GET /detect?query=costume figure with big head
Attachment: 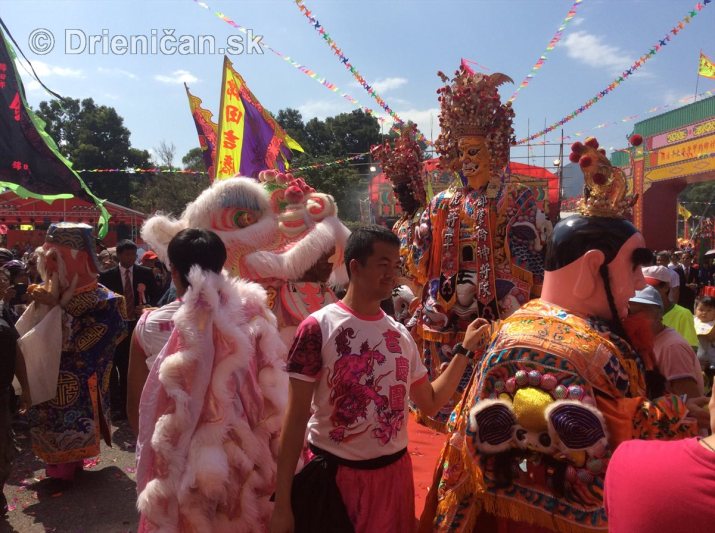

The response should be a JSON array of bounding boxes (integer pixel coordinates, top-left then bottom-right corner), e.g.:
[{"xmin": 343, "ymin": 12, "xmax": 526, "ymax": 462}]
[
  {"xmin": 421, "ymin": 137, "xmax": 700, "ymax": 533},
  {"xmin": 407, "ymin": 66, "xmax": 547, "ymax": 429},
  {"xmin": 371, "ymin": 124, "xmax": 426, "ymax": 324},
  {"xmin": 141, "ymin": 171, "xmax": 350, "ymax": 346},
  {"xmin": 15, "ymin": 223, "xmax": 126, "ymax": 481}
]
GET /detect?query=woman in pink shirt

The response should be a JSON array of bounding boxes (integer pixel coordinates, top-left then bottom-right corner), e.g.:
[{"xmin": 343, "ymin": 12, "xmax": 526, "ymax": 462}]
[{"xmin": 604, "ymin": 384, "xmax": 715, "ymax": 532}]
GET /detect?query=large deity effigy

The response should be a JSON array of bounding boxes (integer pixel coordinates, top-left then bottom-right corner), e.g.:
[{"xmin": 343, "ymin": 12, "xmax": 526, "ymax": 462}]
[
  {"xmin": 420, "ymin": 137, "xmax": 700, "ymax": 533},
  {"xmin": 371, "ymin": 124, "xmax": 426, "ymax": 323},
  {"xmin": 407, "ymin": 67, "xmax": 547, "ymax": 429},
  {"xmin": 141, "ymin": 171, "xmax": 350, "ymax": 345}
]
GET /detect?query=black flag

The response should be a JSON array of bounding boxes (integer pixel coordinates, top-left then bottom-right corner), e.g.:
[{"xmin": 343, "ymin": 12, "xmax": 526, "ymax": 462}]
[{"xmin": 0, "ymin": 21, "xmax": 109, "ymax": 236}]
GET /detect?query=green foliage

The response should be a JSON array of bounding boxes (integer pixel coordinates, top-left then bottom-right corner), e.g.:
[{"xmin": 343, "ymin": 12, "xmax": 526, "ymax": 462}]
[
  {"xmin": 131, "ymin": 146, "xmax": 210, "ymax": 216},
  {"xmin": 36, "ymin": 97, "xmax": 151, "ymax": 206},
  {"xmin": 32, "ymin": 99, "xmax": 388, "ymax": 222},
  {"xmin": 129, "ymin": 170, "xmax": 210, "ymax": 217},
  {"xmin": 680, "ymin": 181, "xmax": 715, "ymax": 219},
  {"xmin": 181, "ymin": 147, "xmax": 205, "ymax": 171},
  {"xmin": 277, "ymin": 108, "xmax": 384, "ymax": 221}
]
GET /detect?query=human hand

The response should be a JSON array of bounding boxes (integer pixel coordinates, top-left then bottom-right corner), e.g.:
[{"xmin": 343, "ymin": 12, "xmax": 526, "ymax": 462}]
[
  {"xmin": 18, "ymin": 390, "xmax": 31, "ymax": 414},
  {"xmin": 269, "ymin": 506, "xmax": 294, "ymax": 533},
  {"xmin": 462, "ymin": 318, "xmax": 492, "ymax": 353},
  {"xmin": 29, "ymin": 286, "xmax": 58, "ymax": 307},
  {"xmin": 685, "ymin": 396, "xmax": 710, "ymax": 430}
]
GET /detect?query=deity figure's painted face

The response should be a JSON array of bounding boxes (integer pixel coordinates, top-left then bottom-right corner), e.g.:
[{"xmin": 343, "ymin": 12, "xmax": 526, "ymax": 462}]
[{"xmin": 457, "ymin": 135, "xmax": 491, "ymax": 190}]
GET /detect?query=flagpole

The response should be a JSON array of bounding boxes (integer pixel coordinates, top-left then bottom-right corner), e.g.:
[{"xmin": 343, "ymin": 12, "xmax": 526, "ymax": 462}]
[{"xmin": 694, "ymin": 50, "xmax": 701, "ymax": 103}]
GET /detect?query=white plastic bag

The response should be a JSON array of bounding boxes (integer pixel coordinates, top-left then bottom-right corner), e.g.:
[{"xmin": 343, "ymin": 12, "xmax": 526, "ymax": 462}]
[{"xmin": 15, "ymin": 303, "xmax": 63, "ymax": 406}]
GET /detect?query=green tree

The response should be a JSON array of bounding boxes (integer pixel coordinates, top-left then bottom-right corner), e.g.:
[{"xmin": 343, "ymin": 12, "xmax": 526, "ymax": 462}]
[
  {"xmin": 182, "ymin": 147, "xmax": 205, "ymax": 170},
  {"xmin": 36, "ymin": 97, "xmax": 151, "ymax": 206},
  {"xmin": 276, "ymin": 108, "xmax": 309, "ymax": 149},
  {"xmin": 680, "ymin": 181, "xmax": 715, "ymax": 219},
  {"xmin": 275, "ymin": 109, "xmax": 383, "ymax": 220},
  {"xmin": 131, "ymin": 145, "xmax": 210, "ymax": 216}
]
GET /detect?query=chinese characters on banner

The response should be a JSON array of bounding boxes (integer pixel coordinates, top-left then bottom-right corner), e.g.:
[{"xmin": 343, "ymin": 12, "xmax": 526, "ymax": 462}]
[{"xmin": 215, "ymin": 56, "xmax": 303, "ymax": 181}]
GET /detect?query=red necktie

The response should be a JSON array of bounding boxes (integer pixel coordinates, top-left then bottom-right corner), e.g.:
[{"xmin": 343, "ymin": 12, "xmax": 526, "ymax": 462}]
[{"xmin": 124, "ymin": 268, "xmax": 135, "ymax": 318}]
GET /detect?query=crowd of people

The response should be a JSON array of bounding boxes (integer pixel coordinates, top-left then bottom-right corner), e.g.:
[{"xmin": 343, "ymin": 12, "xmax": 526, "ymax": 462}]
[
  {"xmin": 0, "ymin": 64, "xmax": 713, "ymax": 533},
  {"xmin": 1, "ymin": 220, "xmax": 714, "ymax": 532}
]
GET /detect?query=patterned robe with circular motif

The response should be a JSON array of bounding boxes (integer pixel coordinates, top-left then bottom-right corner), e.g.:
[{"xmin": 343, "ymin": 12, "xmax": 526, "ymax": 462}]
[{"xmin": 29, "ymin": 284, "xmax": 127, "ymax": 464}]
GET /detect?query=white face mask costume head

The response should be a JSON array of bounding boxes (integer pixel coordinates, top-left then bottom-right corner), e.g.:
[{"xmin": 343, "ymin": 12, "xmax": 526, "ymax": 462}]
[{"xmin": 142, "ymin": 171, "xmax": 351, "ymax": 287}]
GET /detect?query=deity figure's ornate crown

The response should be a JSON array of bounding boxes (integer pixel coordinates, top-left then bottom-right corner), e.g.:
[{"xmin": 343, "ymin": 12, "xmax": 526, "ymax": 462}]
[
  {"xmin": 370, "ymin": 124, "xmax": 426, "ymax": 210},
  {"xmin": 569, "ymin": 137, "xmax": 638, "ymax": 219},
  {"xmin": 435, "ymin": 67, "xmax": 515, "ymax": 171}
]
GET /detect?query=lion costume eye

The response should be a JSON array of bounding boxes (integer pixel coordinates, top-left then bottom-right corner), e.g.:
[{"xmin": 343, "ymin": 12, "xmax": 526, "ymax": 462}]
[
  {"xmin": 467, "ymin": 399, "xmax": 517, "ymax": 454},
  {"xmin": 211, "ymin": 208, "xmax": 259, "ymax": 230}
]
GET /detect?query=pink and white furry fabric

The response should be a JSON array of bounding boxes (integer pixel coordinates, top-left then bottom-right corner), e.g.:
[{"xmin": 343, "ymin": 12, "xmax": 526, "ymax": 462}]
[{"xmin": 135, "ymin": 266, "xmax": 287, "ymax": 532}]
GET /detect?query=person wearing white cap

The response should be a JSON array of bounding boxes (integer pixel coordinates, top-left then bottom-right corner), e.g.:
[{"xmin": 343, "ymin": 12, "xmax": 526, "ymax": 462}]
[
  {"xmin": 642, "ymin": 265, "xmax": 698, "ymax": 350},
  {"xmin": 629, "ymin": 285, "xmax": 704, "ymax": 399}
]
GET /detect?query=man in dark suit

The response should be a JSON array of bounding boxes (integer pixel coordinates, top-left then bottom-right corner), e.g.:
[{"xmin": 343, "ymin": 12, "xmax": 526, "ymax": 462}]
[
  {"xmin": 678, "ymin": 250, "xmax": 699, "ymax": 312},
  {"xmin": 99, "ymin": 240, "xmax": 158, "ymax": 420}
]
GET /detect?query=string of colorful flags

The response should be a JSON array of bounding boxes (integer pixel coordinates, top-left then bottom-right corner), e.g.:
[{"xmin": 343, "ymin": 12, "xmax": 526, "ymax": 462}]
[
  {"xmin": 293, "ymin": 153, "xmax": 367, "ymax": 170},
  {"xmin": 74, "ymin": 153, "xmax": 369, "ymax": 175},
  {"xmin": 565, "ymin": 90, "xmax": 714, "ymax": 139},
  {"xmin": 293, "ymin": 0, "xmax": 434, "ymax": 145},
  {"xmin": 77, "ymin": 168, "xmax": 209, "ymax": 175},
  {"xmin": 515, "ymin": 0, "xmax": 711, "ymax": 144},
  {"xmin": 513, "ymin": 89, "xmax": 715, "ymax": 146},
  {"xmin": 191, "ymin": 0, "xmax": 384, "ymax": 122},
  {"xmin": 508, "ymin": 0, "xmax": 584, "ymax": 104},
  {"xmin": 293, "ymin": 2, "xmax": 399, "ymax": 124},
  {"xmin": 194, "ymin": 0, "xmax": 437, "ymax": 145}
]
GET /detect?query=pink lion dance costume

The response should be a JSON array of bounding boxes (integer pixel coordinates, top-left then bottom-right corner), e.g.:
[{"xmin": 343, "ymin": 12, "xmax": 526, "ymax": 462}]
[{"xmin": 142, "ymin": 171, "xmax": 350, "ymax": 346}]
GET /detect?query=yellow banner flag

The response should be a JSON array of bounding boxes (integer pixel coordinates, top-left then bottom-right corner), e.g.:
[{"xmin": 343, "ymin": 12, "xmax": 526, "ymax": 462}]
[
  {"xmin": 215, "ymin": 57, "xmax": 303, "ymax": 180},
  {"xmin": 678, "ymin": 203, "xmax": 692, "ymax": 220},
  {"xmin": 698, "ymin": 52, "xmax": 715, "ymax": 79}
]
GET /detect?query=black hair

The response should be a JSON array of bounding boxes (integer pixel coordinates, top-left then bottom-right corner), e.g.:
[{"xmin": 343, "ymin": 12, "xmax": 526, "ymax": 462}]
[
  {"xmin": 167, "ymin": 229, "xmax": 227, "ymax": 288},
  {"xmin": 697, "ymin": 296, "xmax": 715, "ymax": 309},
  {"xmin": 545, "ymin": 215, "xmax": 641, "ymax": 271},
  {"xmin": 116, "ymin": 240, "xmax": 138, "ymax": 254},
  {"xmin": 344, "ymin": 225, "xmax": 400, "ymax": 279},
  {"xmin": 546, "ymin": 216, "xmax": 665, "ymax": 397}
]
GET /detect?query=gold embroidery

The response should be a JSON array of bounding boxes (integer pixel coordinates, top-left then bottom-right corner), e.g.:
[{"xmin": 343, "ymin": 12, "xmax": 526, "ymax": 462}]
[
  {"xmin": 50, "ymin": 371, "xmax": 81, "ymax": 408},
  {"xmin": 65, "ymin": 289, "xmax": 99, "ymax": 317},
  {"xmin": 101, "ymin": 366, "xmax": 112, "ymax": 394},
  {"xmin": 76, "ymin": 323, "xmax": 108, "ymax": 352}
]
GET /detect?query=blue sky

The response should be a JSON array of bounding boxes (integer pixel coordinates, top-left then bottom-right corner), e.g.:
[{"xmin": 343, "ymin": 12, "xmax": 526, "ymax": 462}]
[{"xmin": 1, "ymin": 0, "xmax": 714, "ymax": 170}]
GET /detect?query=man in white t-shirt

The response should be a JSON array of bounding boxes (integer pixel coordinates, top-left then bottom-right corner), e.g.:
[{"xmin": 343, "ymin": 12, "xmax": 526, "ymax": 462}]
[{"xmin": 271, "ymin": 225, "xmax": 491, "ymax": 533}]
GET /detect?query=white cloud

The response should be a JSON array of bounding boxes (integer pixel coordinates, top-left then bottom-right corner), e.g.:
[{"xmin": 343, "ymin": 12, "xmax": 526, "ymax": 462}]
[
  {"xmin": 25, "ymin": 79, "xmax": 42, "ymax": 92},
  {"xmin": 562, "ymin": 31, "xmax": 633, "ymax": 75},
  {"xmin": 14, "ymin": 57, "xmax": 84, "ymax": 79},
  {"xmin": 98, "ymin": 67, "xmax": 138, "ymax": 80},
  {"xmin": 297, "ymin": 99, "xmax": 353, "ymax": 120},
  {"xmin": 571, "ymin": 17, "xmax": 585, "ymax": 27},
  {"xmin": 661, "ymin": 90, "xmax": 695, "ymax": 107},
  {"xmin": 371, "ymin": 77, "xmax": 408, "ymax": 93},
  {"xmin": 154, "ymin": 69, "xmax": 198, "ymax": 84}
]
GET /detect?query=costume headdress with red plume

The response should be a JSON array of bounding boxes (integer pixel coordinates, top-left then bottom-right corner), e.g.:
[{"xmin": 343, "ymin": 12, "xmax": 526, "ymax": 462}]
[
  {"xmin": 370, "ymin": 124, "xmax": 426, "ymax": 214},
  {"xmin": 435, "ymin": 66, "xmax": 515, "ymax": 176},
  {"xmin": 569, "ymin": 136, "xmax": 639, "ymax": 219}
]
